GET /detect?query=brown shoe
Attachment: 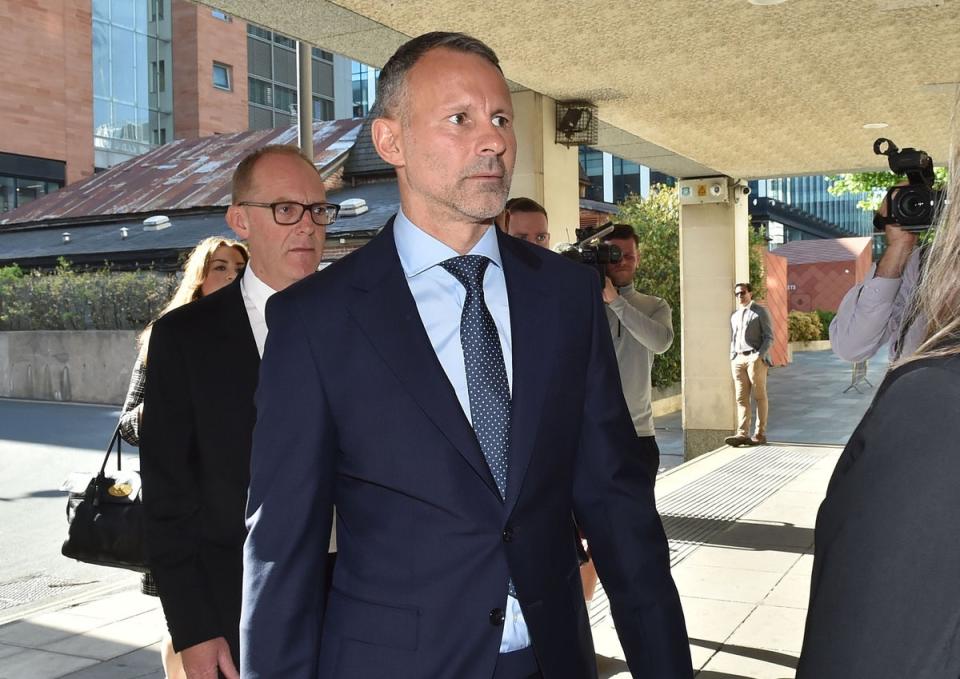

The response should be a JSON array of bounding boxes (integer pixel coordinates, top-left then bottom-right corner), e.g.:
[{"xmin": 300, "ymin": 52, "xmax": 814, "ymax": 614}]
[
  {"xmin": 724, "ymin": 435, "xmax": 751, "ymax": 447},
  {"xmin": 750, "ymin": 434, "xmax": 767, "ymax": 446}
]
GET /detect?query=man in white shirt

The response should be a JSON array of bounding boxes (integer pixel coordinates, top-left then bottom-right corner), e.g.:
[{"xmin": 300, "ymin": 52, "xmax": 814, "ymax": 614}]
[
  {"xmin": 726, "ymin": 282, "xmax": 774, "ymax": 447},
  {"xmin": 141, "ymin": 145, "xmax": 331, "ymax": 679}
]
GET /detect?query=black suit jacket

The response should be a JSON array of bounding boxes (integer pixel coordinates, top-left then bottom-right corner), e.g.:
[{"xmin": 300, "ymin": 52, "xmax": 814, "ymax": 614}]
[
  {"xmin": 241, "ymin": 222, "xmax": 691, "ymax": 678},
  {"xmin": 797, "ymin": 354, "xmax": 960, "ymax": 678},
  {"xmin": 141, "ymin": 277, "xmax": 260, "ymax": 662}
]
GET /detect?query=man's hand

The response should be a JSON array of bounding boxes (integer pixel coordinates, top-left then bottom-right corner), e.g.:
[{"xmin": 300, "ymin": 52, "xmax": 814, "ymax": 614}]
[
  {"xmin": 181, "ymin": 637, "xmax": 239, "ymax": 679},
  {"xmin": 876, "ymin": 224, "xmax": 917, "ymax": 278},
  {"xmin": 602, "ymin": 276, "xmax": 619, "ymax": 304}
]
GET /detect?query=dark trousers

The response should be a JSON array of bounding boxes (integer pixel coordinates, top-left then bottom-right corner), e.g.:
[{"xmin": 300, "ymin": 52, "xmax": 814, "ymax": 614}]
[
  {"xmin": 493, "ymin": 646, "xmax": 541, "ymax": 679},
  {"xmin": 638, "ymin": 435, "xmax": 661, "ymax": 487}
]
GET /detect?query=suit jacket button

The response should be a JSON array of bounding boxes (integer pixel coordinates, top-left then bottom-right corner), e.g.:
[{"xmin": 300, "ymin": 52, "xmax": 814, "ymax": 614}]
[
  {"xmin": 489, "ymin": 608, "xmax": 505, "ymax": 626},
  {"xmin": 502, "ymin": 528, "xmax": 513, "ymax": 543}
]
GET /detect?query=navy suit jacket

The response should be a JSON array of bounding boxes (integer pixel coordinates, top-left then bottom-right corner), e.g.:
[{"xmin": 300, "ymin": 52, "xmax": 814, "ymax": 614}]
[{"xmin": 240, "ymin": 221, "xmax": 691, "ymax": 678}]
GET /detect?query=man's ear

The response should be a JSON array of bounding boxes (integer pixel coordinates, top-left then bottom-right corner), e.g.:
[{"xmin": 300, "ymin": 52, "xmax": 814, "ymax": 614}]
[
  {"xmin": 226, "ymin": 205, "xmax": 249, "ymax": 241},
  {"xmin": 371, "ymin": 117, "xmax": 404, "ymax": 168}
]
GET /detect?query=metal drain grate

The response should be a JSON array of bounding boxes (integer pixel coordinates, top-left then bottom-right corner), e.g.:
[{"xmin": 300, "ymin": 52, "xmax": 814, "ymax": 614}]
[
  {"xmin": 0, "ymin": 575, "xmax": 96, "ymax": 611},
  {"xmin": 659, "ymin": 446, "xmax": 824, "ymax": 566},
  {"xmin": 587, "ymin": 445, "xmax": 826, "ymax": 628}
]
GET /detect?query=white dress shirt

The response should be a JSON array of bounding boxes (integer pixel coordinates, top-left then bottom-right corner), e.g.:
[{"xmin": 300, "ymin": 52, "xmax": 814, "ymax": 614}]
[
  {"xmin": 393, "ymin": 208, "xmax": 530, "ymax": 653},
  {"xmin": 240, "ymin": 265, "xmax": 276, "ymax": 358}
]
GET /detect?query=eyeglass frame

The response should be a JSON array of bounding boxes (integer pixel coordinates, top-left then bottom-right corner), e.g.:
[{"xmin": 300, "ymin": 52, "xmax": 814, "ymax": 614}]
[
  {"xmin": 235, "ymin": 201, "xmax": 340, "ymax": 226},
  {"xmin": 734, "ymin": 289, "xmax": 749, "ymax": 297}
]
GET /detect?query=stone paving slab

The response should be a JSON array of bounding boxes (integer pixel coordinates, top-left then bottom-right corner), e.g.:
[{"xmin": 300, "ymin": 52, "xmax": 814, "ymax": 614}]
[{"xmin": 0, "ymin": 442, "xmax": 839, "ymax": 679}]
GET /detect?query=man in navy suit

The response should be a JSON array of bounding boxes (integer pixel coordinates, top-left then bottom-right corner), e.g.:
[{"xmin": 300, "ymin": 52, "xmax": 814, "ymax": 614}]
[{"xmin": 240, "ymin": 32, "xmax": 691, "ymax": 679}]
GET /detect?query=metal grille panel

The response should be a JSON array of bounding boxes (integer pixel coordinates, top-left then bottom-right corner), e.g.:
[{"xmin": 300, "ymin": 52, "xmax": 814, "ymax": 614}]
[{"xmin": 587, "ymin": 446, "xmax": 826, "ymax": 627}]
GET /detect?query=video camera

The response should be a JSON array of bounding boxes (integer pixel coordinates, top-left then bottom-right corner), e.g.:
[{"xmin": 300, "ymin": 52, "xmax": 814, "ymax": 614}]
[
  {"xmin": 873, "ymin": 137, "xmax": 942, "ymax": 233},
  {"xmin": 557, "ymin": 223, "xmax": 623, "ymax": 279}
]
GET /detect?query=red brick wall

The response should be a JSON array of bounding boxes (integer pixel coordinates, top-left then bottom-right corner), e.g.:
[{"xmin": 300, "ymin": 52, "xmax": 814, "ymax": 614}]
[
  {"xmin": 763, "ymin": 250, "xmax": 789, "ymax": 366},
  {"xmin": 0, "ymin": 0, "xmax": 94, "ymax": 183},
  {"xmin": 172, "ymin": 0, "xmax": 248, "ymax": 140},
  {"xmin": 788, "ymin": 260, "xmax": 860, "ymax": 313}
]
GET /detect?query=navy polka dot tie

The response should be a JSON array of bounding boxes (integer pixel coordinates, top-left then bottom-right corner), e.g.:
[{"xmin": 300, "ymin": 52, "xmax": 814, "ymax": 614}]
[
  {"xmin": 441, "ymin": 255, "xmax": 515, "ymax": 597},
  {"xmin": 440, "ymin": 255, "xmax": 512, "ymax": 500}
]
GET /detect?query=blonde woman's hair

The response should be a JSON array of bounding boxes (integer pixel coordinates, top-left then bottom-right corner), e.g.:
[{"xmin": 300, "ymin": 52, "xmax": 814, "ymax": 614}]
[
  {"xmin": 902, "ymin": 101, "xmax": 960, "ymax": 364},
  {"xmin": 138, "ymin": 236, "xmax": 249, "ymax": 363}
]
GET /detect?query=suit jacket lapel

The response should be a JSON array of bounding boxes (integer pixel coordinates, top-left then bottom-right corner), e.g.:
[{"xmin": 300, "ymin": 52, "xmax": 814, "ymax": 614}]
[
  {"xmin": 345, "ymin": 221, "xmax": 502, "ymax": 499},
  {"xmin": 499, "ymin": 231, "xmax": 556, "ymax": 516},
  {"xmin": 210, "ymin": 278, "xmax": 261, "ymax": 396}
]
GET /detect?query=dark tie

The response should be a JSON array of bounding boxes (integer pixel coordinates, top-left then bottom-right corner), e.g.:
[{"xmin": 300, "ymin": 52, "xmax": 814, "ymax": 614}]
[{"xmin": 439, "ymin": 255, "xmax": 512, "ymax": 499}]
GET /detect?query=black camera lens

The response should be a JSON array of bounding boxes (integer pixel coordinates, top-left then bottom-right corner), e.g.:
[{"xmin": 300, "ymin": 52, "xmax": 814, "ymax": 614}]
[{"xmin": 893, "ymin": 187, "xmax": 932, "ymax": 222}]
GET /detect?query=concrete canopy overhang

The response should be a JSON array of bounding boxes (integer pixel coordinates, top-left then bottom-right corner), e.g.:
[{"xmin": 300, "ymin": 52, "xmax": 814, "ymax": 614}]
[{"xmin": 198, "ymin": 0, "xmax": 958, "ymax": 179}]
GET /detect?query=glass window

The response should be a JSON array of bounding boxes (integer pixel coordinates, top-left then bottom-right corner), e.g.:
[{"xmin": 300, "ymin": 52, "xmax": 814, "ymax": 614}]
[
  {"xmin": 15, "ymin": 178, "xmax": 45, "ymax": 207},
  {"xmin": 211, "ymin": 9, "xmax": 231, "ymax": 22},
  {"xmin": 114, "ymin": 103, "xmax": 139, "ymax": 139},
  {"xmin": 313, "ymin": 97, "xmax": 334, "ymax": 121},
  {"xmin": 213, "ymin": 63, "xmax": 232, "ymax": 90},
  {"xmin": 93, "ymin": 0, "xmax": 110, "ymax": 21},
  {"xmin": 111, "ymin": 0, "xmax": 135, "ymax": 29},
  {"xmin": 0, "ymin": 176, "xmax": 13, "ymax": 213},
  {"xmin": 247, "ymin": 24, "xmax": 271, "ymax": 41},
  {"xmin": 93, "ymin": 98, "xmax": 112, "ymax": 136},
  {"xmin": 272, "ymin": 45, "xmax": 296, "ymax": 85},
  {"xmin": 111, "ymin": 26, "xmax": 136, "ymax": 103},
  {"xmin": 248, "ymin": 78, "xmax": 272, "ymax": 106},
  {"xmin": 274, "ymin": 85, "xmax": 296, "ymax": 114},
  {"xmin": 93, "ymin": 21, "xmax": 111, "ymax": 98},
  {"xmin": 273, "ymin": 33, "xmax": 296, "ymax": 49},
  {"xmin": 249, "ymin": 105, "xmax": 274, "ymax": 130},
  {"xmin": 136, "ymin": 32, "xmax": 149, "ymax": 103}
]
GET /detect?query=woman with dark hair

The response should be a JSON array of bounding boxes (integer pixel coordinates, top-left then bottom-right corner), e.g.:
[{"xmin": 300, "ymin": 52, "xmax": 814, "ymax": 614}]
[{"xmin": 797, "ymin": 129, "xmax": 960, "ymax": 678}]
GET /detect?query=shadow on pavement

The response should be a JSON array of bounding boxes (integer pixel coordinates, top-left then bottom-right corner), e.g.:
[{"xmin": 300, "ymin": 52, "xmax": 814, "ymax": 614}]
[
  {"xmin": 662, "ymin": 515, "xmax": 814, "ymax": 554},
  {"xmin": 0, "ymin": 399, "xmax": 127, "ymax": 452}
]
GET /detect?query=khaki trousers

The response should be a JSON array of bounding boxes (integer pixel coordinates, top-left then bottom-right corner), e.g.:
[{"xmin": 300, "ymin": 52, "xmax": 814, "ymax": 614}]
[{"xmin": 732, "ymin": 354, "xmax": 768, "ymax": 437}]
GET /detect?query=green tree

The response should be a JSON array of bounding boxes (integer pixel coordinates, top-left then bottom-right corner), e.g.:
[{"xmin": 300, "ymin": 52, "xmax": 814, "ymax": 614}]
[
  {"xmin": 827, "ymin": 168, "xmax": 949, "ymax": 212},
  {"xmin": 616, "ymin": 185, "xmax": 681, "ymax": 388},
  {"xmin": 749, "ymin": 223, "xmax": 768, "ymax": 301}
]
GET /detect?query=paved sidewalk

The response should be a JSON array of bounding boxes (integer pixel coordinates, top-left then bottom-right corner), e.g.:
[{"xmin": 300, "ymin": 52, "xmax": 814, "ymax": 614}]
[{"xmin": 0, "ymin": 440, "xmax": 838, "ymax": 678}]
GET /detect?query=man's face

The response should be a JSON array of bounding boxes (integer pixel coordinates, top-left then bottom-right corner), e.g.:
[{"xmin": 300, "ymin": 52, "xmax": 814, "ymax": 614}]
[
  {"xmin": 226, "ymin": 152, "xmax": 327, "ymax": 291},
  {"xmin": 735, "ymin": 286, "xmax": 752, "ymax": 305},
  {"xmin": 377, "ymin": 48, "xmax": 516, "ymax": 228},
  {"xmin": 606, "ymin": 237, "xmax": 639, "ymax": 287},
  {"xmin": 507, "ymin": 211, "xmax": 550, "ymax": 249}
]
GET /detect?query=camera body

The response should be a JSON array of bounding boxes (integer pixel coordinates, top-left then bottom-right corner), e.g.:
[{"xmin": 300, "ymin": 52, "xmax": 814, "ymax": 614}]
[
  {"xmin": 873, "ymin": 138, "xmax": 943, "ymax": 233},
  {"xmin": 559, "ymin": 224, "xmax": 623, "ymax": 279}
]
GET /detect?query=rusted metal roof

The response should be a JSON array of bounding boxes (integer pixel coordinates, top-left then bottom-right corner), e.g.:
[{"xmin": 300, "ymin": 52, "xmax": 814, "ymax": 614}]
[{"xmin": 0, "ymin": 119, "xmax": 364, "ymax": 227}]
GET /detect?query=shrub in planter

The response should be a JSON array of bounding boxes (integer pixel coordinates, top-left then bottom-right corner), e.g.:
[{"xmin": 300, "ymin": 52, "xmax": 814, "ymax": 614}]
[
  {"xmin": 788, "ymin": 311, "xmax": 823, "ymax": 343},
  {"xmin": 814, "ymin": 309, "xmax": 836, "ymax": 340}
]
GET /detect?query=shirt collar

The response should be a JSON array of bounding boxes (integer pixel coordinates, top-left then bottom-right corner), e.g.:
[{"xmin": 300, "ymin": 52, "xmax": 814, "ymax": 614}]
[
  {"xmin": 241, "ymin": 262, "xmax": 277, "ymax": 314},
  {"xmin": 393, "ymin": 207, "xmax": 503, "ymax": 278}
]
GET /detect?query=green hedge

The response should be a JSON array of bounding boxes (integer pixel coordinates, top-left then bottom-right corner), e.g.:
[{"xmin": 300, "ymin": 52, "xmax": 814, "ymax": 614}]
[
  {"xmin": 788, "ymin": 310, "xmax": 823, "ymax": 343},
  {"xmin": 616, "ymin": 187, "xmax": 680, "ymax": 388},
  {"xmin": 0, "ymin": 261, "xmax": 176, "ymax": 331},
  {"xmin": 814, "ymin": 309, "xmax": 836, "ymax": 340}
]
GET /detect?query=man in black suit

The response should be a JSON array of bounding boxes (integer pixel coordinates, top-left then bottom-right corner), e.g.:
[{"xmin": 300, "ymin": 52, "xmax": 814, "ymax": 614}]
[
  {"xmin": 141, "ymin": 145, "xmax": 332, "ymax": 679},
  {"xmin": 241, "ymin": 33, "xmax": 690, "ymax": 679}
]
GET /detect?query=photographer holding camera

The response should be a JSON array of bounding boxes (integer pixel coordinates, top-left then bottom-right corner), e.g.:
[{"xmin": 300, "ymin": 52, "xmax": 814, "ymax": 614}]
[
  {"xmin": 831, "ymin": 139, "xmax": 940, "ymax": 362},
  {"xmin": 601, "ymin": 224, "xmax": 674, "ymax": 484}
]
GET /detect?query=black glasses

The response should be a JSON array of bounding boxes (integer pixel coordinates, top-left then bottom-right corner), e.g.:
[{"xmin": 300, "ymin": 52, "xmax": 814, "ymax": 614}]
[
  {"xmin": 237, "ymin": 201, "xmax": 340, "ymax": 226},
  {"xmin": 734, "ymin": 290, "xmax": 747, "ymax": 297}
]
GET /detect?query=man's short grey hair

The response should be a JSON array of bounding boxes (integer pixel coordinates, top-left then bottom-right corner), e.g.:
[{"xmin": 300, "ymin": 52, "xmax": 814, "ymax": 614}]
[{"xmin": 372, "ymin": 32, "xmax": 502, "ymax": 121}]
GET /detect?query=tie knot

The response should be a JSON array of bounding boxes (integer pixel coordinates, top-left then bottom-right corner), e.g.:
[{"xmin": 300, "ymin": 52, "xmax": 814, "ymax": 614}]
[{"xmin": 440, "ymin": 255, "xmax": 490, "ymax": 292}]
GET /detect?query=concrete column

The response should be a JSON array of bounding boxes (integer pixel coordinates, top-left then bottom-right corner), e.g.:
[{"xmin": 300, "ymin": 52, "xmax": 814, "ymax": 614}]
[
  {"xmin": 297, "ymin": 41, "xmax": 313, "ymax": 161},
  {"xmin": 679, "ymin": 180, "xmax": 751, "ymax": 457},
  {"xmin": 509, "ymin": 90, "xmax": 580, "ymax": 244}
]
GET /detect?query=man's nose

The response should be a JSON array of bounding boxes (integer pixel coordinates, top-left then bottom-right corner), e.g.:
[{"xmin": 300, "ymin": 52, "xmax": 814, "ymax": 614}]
[{"xmin": 476, "ymin": 121, "xmax": 510, "ymax": 156}]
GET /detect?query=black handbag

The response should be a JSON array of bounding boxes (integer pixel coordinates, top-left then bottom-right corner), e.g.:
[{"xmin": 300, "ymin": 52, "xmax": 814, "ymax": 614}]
[{"xmin": 61, "ymin": 425, "xmax": 148, "ymax": 572}]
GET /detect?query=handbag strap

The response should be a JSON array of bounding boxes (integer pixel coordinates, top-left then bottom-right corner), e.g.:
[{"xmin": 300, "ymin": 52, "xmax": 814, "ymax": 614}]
[{"xmin": 98, "ymin": 424, "xmax": 124, "ymax": 476}]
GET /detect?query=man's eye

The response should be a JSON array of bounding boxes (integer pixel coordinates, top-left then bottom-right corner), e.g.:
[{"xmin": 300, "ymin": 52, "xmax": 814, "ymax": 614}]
[
  {"xmin": 448, "ymin": 113, "xmax": 466, "ymax": 125},
  {"xmin": 492, "ymin": 115, "xmax": 511, "ymax": 128},
  {"xmin": 535, "ymin": 234, "xmax": 548, "ymax": 242},
  {"xmin": 275, "ymin": 203, "xmax": 295, "ymax": 215}
]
